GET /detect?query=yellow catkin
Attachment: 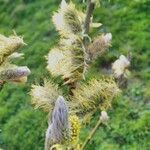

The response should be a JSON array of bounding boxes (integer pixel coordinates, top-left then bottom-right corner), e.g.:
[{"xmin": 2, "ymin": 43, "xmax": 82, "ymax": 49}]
[
  {"xmin": 71, "ymin": 77, "xmax": 120, "ymax": 113},
  {"xmin": 69, "ymin": 115, "xmax": 81, "ymax": 145},
  {"xmin": 50, "ymin": 144, "xmax": 64, "ymax": 150}
]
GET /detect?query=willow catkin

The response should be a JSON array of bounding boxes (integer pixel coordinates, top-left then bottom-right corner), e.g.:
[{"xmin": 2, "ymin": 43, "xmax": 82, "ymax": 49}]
[
  {"xmin": 52, "ymin": 0, "xmax": 83, "ymax": 35},
  {"xmin": 0, "ymin": 34, "xmax": 25, "ymax": 65},
  {"xmin": 47, "ymin": 37, "xmax": 84, "ymax": 84},
  {"xmin": 87, "ymin": 33, "xmax": 112, "ymax": 61},
  {"xmin": 30, "ymin": 80, "xmax": 61, "ymax": 112},
  {"xmin": 69, "ymin": 115, "xmax": 80, "ymax": 145},
  {"xmin": 0, "ymin": 66, "xmax": 30, "ymax": 81},
  {"xmin": 45, "ymin": 96, "xmax": 69, "ymax": 150},
  {"xmin": 71, "ymin": 77, "xmax": 120, "ymax": 113},
  {"xmin": 100, "ymin": 111, "xmax": 109, "ymax": 123},
  {"xmin": 8, "ymin": 52, "xmax": 24, "ymax": 60},
  {"xmin": 63, "ymin": 5, "xmax": 82, "ymax": 34},
  {"xmin": 112, "ymin": 55, "xmax": 130, "ymax": 78}
]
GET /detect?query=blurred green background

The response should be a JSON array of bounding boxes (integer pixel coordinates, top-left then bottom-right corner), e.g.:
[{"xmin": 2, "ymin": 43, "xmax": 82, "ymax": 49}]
[{"xmin": 0, "ymin": 0, "xmax": 149, "ymax": 149}]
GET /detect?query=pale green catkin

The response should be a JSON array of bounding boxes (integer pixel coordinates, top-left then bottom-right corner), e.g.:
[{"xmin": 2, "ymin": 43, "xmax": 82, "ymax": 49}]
[
  {"xmin": 0, "ymin": 34, "xmax": 25, "ymax": 65},
  {"xmin": 30, "ymin": 80, "xmax": 62, "ymax": 112},
  {"xmin": 71, "ymin": 77, "xmax": 120, "ymax": 113}
]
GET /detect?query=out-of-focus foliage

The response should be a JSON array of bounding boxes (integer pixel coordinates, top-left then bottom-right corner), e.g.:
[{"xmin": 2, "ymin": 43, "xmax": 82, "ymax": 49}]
[{"xmin": 0, "ymin": 0, "xmax": 149, "ymax": 150}]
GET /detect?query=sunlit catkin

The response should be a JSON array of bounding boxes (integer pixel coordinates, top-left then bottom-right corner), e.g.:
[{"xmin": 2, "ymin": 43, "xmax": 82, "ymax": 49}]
[
  {"xmin": 52, "ymin": 0, "xmax": 83, "ymax": 35},
  {"xmin": 71, "ymin": 77, "xmax": 120, "ymax": 113},
  {"xmin": 0, "ymin": 34, "xmax": 26, "ymax": 65},
  {"xmin": 30, "ymin": 81, "xmax": 61, "ymax": 112},
  {"xmin": 112, "ymin": 55, "xmax": 130, "ymax": 78}
]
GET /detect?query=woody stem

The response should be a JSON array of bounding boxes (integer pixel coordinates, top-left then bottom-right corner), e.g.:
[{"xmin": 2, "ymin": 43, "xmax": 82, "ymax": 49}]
[{"xmin": 81, "ymin": 119, "xmax": 102, "ymax": 150}]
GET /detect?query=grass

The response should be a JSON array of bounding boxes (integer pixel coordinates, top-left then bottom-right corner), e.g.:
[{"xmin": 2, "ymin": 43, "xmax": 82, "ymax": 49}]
[{"xmin": 0, "ymin": 0, "xmax": 149, "ymax": 149}]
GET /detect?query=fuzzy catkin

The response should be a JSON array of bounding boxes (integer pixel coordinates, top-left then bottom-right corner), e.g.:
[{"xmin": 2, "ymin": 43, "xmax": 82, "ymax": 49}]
[
  {"xmin": 71, "ymin": 77, "xmax": 120, "ymax": 113},
  {"xmin": 0, "ymin": 34, "xmax": 25, "ymax": 65},
  {"xmin": 87, "ymin": 33, "xmax": 112, "ymax": 61},
  {"xmin": 69, "ymin": 115, "xmax": 80, "ymax": 145},
  {"xmin": 45, "ymin": 96, "xmax": 69, "ymax": 150},
  {"xmin": 52, "ymin": 0, "xmax": 83, "ymax": 35},
  {"xmin": 47, "ymin": 36, "xmax": 84, "ymax": 84},
  {"xmin": 30, "ymin": 80, "xmax": 61, "ymax": 112},
  {"xmin": 112, "ymin": 55, "xmax": 130, "ymax": 78},
  {"xmin": 0, "ymin": 66, "xmax": 30, "ymax": 81},
  {"xmin": 63, "ymin": 6, "xmax": 82, "ymax": 34}
]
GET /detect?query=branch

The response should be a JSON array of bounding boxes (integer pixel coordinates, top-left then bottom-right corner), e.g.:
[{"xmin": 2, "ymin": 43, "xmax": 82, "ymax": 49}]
[
  {"xmin": 83, "ymin": 0, "xmax": 95, "ymax": 34},
  {"xmin": 82, "ymin": 0, "xmax": 96, "ymax": 78},
  {"xmin": 81, "ymin": 119, "xmax": 102, "ymax": 150},
  {"xmin": 81, "ymin": 110, "xmax": 109, "ymax": 150}
]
